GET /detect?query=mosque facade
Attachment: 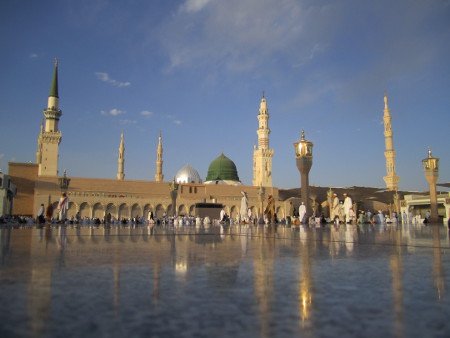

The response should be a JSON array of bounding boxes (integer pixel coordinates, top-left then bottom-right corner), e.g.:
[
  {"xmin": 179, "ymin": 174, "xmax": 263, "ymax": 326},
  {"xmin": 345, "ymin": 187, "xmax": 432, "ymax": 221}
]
[{"xmin": 9, "ymin": 62, "xmax": 284, "ymax": 220}]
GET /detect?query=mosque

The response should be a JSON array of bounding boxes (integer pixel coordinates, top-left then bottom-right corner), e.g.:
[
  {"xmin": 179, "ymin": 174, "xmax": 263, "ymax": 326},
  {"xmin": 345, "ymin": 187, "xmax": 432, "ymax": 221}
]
[
  {"xmin": 8, "ymin": 61, "xmax": 284, "ymax": 220},
  {"xmin": 6, "ymin": 61, "xmax": 450, "ymax": 223}
]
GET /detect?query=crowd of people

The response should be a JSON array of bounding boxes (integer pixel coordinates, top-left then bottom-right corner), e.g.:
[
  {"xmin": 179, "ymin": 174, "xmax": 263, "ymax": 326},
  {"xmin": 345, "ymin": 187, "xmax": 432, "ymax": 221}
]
[{"xmin": 2, "ymin": 191, "xmax": 449, "ymax": 228}]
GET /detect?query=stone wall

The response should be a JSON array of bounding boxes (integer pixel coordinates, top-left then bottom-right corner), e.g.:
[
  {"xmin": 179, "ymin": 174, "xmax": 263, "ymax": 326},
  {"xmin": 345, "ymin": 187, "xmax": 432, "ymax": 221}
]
[{"xmin": 8, "ymin": 163, "xmax": 38, "ymax": 216}]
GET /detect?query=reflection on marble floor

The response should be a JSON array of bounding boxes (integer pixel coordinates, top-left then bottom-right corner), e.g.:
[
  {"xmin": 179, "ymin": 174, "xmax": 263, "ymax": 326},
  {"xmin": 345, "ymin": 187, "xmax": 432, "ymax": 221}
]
[{"xmin": 0, "ymin": 223, "xmax": 449, "ymax": 337}]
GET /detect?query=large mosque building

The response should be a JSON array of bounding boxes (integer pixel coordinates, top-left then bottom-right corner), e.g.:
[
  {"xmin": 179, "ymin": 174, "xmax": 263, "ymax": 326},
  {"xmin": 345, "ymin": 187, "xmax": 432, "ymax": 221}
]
[
  {"xmin": 9, "ymin": 62, "xmax": 283, "ymax": 220},
  {"xmin": 9, "ymin": 61, "xmax": 448, "ymax": 222}
]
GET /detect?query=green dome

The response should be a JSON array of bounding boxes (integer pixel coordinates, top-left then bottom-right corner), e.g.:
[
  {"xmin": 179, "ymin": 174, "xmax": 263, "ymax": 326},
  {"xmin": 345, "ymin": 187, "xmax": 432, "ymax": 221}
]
[{"xmin": 205, "ymin": 153, "xmax": 240, "ymax": 182}]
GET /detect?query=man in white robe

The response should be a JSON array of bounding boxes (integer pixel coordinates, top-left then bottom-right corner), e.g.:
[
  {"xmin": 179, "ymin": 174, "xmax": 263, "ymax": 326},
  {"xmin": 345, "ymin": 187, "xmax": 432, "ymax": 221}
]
[
  {"xmin": 343, "ymin": 193, "xmax": 353, "ymax": 224},
  {"xmin": 220, "ymin": 208, "xmax": 226, "ymax": 222},
  {"xmin": 299, "ymin": 202, "xmax": 307, "ymax": 224},
  {"xmin": 58, "ymin": 192, "xmax": 69, "ymax": 223},
  {"xmin": 378, "ymin": 210, "xmax": 385, "ymax": 224},
  {"xmin": 240, "ymin": 191, "xmax": 248, "ymax": 222}
]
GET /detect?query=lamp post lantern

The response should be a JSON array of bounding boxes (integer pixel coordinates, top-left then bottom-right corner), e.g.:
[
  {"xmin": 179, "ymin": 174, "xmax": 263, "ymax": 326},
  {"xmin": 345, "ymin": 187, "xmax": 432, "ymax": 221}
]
[
  {"xmin": 294, "ymin": 130, "xmax": 313, "ymax": 221},
  {"xmin": 58, "ymin": 170, "xmax": 70, "ymax": 192},
  {"xmin": 422, "ymin": 148, "xmax": 439, "ymax": 223}
]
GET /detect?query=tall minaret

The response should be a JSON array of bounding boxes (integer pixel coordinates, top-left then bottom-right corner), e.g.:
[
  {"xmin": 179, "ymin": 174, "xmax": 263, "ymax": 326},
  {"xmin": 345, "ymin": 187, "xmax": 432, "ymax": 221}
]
[
  {"xmin": 383, "ymin": 94, "xmax": 400, "ymax": 191},
  {"xmin": 37, "ymin": 59, "xmax": 62, "ymax": 176},
  {"xmin": 154, "ymin": 131, "xmax": 164, "ymax": 182},
  {"xmin": 117, "ymin": 132, "xmax": 125, "ymax": 180},
  {"xmin": 253, "ymin": 93, "xmax": 274, "ymax": 187}
]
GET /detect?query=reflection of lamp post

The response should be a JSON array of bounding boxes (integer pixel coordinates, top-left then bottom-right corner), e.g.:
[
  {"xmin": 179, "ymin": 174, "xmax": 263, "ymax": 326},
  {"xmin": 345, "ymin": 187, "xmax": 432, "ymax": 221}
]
[
  {"xmin": 294, "ymin": 130, "xmax": 313, "ymax": 220},
  {"xmin": 422, "ymin": 148, "xmax": 439, "ymax": 223},
  {"xmin": 58, "ymin": 170, "xmax": 70, "ymax": 191},
  {"xmin": 169, "ymin": 179, "xmax": 179, "ymax": 217}
]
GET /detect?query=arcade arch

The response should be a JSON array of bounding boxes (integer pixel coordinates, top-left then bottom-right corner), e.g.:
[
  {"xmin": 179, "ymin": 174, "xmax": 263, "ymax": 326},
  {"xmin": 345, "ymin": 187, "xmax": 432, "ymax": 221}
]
[
  {"xmin": 79, "ymin": 202, "xmax": 91, "ymax": 218},
  {"xmin": 93, "ymin": 203, "xmax": 104, "ymax": 219},
  {"xmin": 118, "ymin": 203, "xmax": 129, "ymax": 219},
  {"xmin": 131, "ymin": 204, "xmax": 142, "ymax": 218}
]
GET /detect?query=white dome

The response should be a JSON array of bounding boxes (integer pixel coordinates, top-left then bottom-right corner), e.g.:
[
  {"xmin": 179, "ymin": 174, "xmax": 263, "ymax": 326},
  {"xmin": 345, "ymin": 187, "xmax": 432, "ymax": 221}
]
[{"xmin": 175, "ymin": 164, "xmax": 202, "ymax": 184}]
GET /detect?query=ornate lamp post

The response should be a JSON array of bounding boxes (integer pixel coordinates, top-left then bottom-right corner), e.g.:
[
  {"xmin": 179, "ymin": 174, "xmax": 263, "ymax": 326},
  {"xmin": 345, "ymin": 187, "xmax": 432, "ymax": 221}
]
[
  {"xmin": 58, "ymin": 170, "xmax": 71, "ymax": 192},
  {"xmin": 169, "ymin": 179, "xmax": 179, "ymax": 217},
  {"xmin": 294, "ymin": 130, "xmax": 313, "ymax": 220},
  {"xmin": 422, "ymin": 148, "xmax": 439, "ymax": 223}
]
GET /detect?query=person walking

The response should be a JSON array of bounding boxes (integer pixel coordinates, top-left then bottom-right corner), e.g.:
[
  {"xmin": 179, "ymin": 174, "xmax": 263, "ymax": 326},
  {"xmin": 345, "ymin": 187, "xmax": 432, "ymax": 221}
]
[{"xmin": 57, "ymin": 192, "xmax": 69, "ymax": 223}]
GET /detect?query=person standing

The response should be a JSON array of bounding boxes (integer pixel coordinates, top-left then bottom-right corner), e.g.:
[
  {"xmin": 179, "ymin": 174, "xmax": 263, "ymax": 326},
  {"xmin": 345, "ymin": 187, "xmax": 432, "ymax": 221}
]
[
  {"xmin": 220, "ymin": 207, "xmax": 226, "ymax": 223},
  {"xmin": 343, "ymin": 193, "xmax": 353, "ymax": 224},
  {"xmin": 37, "ymin": 204, "xmax": 45, "ymax": 224},
  {"xmin": 147, "ymin": 210, "xmax": 154, "ymax": 222},
  {"xmin": 299, "ymin": 202, "xmax": 307, "ymax": 224},
  {"xmin": 57, "ymin": 192, "xmax": 69, "ymax": 223},
  {"xmin": 348, "ymin": 207, "xmax": 355, "ymax": 224},
  {"xmin": 240, "ymin": 191, "xmax": 249, "ymax": 222}
]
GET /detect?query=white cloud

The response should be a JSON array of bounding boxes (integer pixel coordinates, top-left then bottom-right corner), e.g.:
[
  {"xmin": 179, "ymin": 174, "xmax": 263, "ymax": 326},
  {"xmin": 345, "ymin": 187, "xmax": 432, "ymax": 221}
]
[
  {"xmin": 140, "ymin": 110, "xmax": 154, "ymax": 117},
  {"xmin": 164, "ymin": 114, "xmax": 182, "ymax": 125},
  {"xmin": 101, "ymin": 108, "xmax": 125, "ymax": 116},
  {"xmin": 181, "ymin": 0, "xmax": 213, "ymax": 13},
  {"xmin": 95, "ymin": 72, "xmax": 131, "ymax": 87},
  {"xmin": 161, "ymin": 0, "xmax": 333, "ymax": 72},
  {"xmin": 29, "ymin": 53, "xmax": 39, "ymax": 59}
]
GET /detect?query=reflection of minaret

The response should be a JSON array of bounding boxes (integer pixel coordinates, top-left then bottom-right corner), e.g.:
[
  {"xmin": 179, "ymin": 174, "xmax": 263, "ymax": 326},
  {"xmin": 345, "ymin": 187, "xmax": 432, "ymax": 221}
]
[
  {"xmin": 432, "ymin": 226, "xmax": 445, "ymax": 300},
  {"xmin": 28, "ymin": 268, "xmax": 52, "ymax": 337},
  {"xmin": 37, "ymin": 59, "xmax": 62, "ymax": 176},
  {"xmin": 113, "ymin": 261, "xmax": 120, "ymax": 317},
  {"xmin": 117, "ymin": 132, "xmax": 125, "ymax": 180},
  {"xmin": 28, "ymin": 226, "xmax": 52, "ymax": 337},
  {"xmin": 152, "ymin": 263, "xmax": 161, "ymax": 304},
  {"xmin": 253, "ymin": 229, "xmax": 275, "ymax": 337},
  {"xmin": 155, "ymin": 131, "xmax": 164, "ymax": 182},
  {"xmin": 383, "ymin": 94, "xmax": 400, "ymax": 191},
  {"xmin": 390, "ymin": 227, "xmax": 404, "ymax": 338},
  {"xmin": 253, "ymin": 93, "xmax": 274, "ymax": 187}
]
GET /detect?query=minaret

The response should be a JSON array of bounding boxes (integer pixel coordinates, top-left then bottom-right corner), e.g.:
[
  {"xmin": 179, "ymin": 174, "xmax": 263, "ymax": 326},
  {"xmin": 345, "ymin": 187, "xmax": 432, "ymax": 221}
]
[
  {"xmin": 383, "ymin": 94, "xmax": 400, "ymax": 191},
  {"xmin": 154, "ymin": 131, "xmax": 164, "ymax": 182},
  {"xmin": 117, "ymin": 132, "xmax": 125, "ymax": 180},
  {"xmin": 252, "ymin": 93, "xmax": 274, "ymax": 187},
  {"xmin": 37, "ymin": 59, "xmax": 62, "ymax": 176}
]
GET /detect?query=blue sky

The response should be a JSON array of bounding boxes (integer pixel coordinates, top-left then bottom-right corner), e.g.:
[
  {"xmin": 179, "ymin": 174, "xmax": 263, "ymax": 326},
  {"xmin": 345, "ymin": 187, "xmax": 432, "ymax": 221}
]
[{"xmin": 0, "ymin": 0, "xmax": 449, "ymax": 191}]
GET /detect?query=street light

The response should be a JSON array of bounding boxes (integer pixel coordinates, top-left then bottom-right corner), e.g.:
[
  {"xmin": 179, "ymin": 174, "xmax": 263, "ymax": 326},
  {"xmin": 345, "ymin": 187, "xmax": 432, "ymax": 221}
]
[
  {"xmin": 422, "ymin": 148, "xmax": 439, "ymax": 223},
  {"xmin": 294, "ymin": 130, "xmax": 313, "ymax": 221}
]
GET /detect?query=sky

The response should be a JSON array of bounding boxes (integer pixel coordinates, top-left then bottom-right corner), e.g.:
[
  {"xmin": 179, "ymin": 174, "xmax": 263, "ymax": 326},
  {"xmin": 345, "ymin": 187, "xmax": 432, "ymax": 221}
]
[{"xmin": 0, "ymin": 0, "xmax": 449, "ymax": 191}]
